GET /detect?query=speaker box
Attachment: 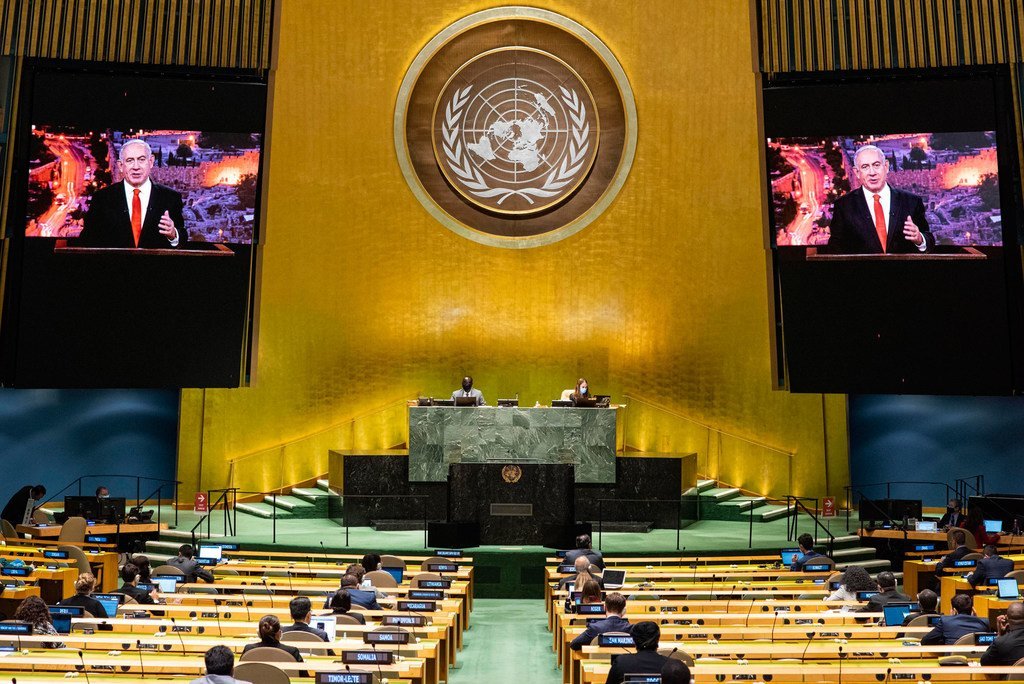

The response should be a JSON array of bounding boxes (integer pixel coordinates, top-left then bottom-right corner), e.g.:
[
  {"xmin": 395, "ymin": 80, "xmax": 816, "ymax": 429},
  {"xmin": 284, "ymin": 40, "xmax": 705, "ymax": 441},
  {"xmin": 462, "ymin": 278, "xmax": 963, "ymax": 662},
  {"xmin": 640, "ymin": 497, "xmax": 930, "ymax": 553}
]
[{"xmin": 427, "ymin": 521, "xmax": 480, "ymax": 549}]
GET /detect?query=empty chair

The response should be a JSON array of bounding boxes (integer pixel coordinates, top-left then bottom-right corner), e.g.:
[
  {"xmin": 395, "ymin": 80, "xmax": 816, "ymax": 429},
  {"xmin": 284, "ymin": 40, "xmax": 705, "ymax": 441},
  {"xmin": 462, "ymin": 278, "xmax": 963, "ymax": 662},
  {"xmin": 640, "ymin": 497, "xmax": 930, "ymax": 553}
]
[
  {"xmin": 151, "ymin": 565, "xmax": 186, "ymax": 577},
  {"xmin": 334, "ymin": 613, "xmax": 364, "ymax": 625},
  {"xmin": 409, "ymin": 572, "xmax": 442, "ymax": 587},
  {"xmin": 364, "ymin": 570, "xmax": 398, "ymax": 588},
  {"xmin": 233, "ymin": 661, "xmax": 292, "ymax": 684},
  {"xmin": 380, "ymin": 555, "xmax": 405, "ymax": 570},
  {"xmin": 1006, "ymin": 569, "xmax": 1024, "ymax": 583},
  {"xmin": 239, "ymin": 646, "xmax": 298, "ymax": 663},
  {"xmin": 962, "ymin": 553, "xmax": 984, "ymax": 561},
  {"xmin": 187, "ymin": 585, "xmax": 219, "ymax": 594},
  {"xmin": 0, "ymin": 519, "xmax": 17, "ymax": 538},
  {"xmin": 904, "ymin": 614, "xmax": 934, "ymax": 628},
  {"xmin": 657, "ymin": 647, "xmax": 695, "ymax": 667},
  {"xmin": 953, "ymin": 632, "xmax": 981, "ymax": 646},
  {"xmin": 59, "ymin": 545, "xmax": 93, "ymax": 575},
  {"xmin": 419, "ymin": 556, "xmax": 447, "ymax": 571},
  {"xmin": 31, "ymin": 509, "xmax": 51, "ymax": 524},
  {"xmin": 57, "ymin": 516, "xmax": 87, "ymax": 543},
  {"xmin": 1007, "ymin": 656, "xmax": 1024, "ymax": 681},
  {"xmin": 280, "ymin": 629, "xmax": 325, "ymax": 655}
]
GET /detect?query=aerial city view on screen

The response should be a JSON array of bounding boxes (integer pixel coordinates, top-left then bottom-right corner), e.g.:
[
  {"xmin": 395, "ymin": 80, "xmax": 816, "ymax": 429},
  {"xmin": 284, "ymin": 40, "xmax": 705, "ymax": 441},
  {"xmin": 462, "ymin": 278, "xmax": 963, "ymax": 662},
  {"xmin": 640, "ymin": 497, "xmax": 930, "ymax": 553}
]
[
  {"xmin": 768, "ymin": 131, "xmax": 1001, "ymax": 247},
  {"xmin": 25, "ymin": 127, "xmax": 261, "ymax": 244}
]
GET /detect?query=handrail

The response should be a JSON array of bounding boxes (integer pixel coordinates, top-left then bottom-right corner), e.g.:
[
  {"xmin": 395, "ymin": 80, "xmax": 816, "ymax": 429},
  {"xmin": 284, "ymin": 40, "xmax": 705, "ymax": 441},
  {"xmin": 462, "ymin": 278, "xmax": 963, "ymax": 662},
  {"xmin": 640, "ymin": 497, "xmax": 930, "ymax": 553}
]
[
  {"xmin": 594, "ymin": 497, "xmax": 691, "ymax": 551},
  {"xmin": 622, "ymin": 394, "xmax": 795, "ymax": 457},
  {"xmin": 843, "ymin": 481, "xmax": 957, "ymax": 530},
  {"xmin": 787, "ymin": 495, "xmax": 836, "ymax": 557},
  {"xmin": 36, "ymin": 474, "xmax": 182, "ymax": 528},
  {"xmin": 226, "ymin": 396, "xmax": 415, "ymax": 466}
]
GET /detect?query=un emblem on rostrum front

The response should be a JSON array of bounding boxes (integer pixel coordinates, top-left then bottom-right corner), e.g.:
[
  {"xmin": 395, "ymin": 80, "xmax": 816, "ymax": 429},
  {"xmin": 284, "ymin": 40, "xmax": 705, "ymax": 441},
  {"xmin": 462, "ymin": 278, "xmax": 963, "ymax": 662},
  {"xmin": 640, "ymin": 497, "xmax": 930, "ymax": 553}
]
[{"xmin": 434, "ymin": 48, "xmax": 599, "ymax": 215}]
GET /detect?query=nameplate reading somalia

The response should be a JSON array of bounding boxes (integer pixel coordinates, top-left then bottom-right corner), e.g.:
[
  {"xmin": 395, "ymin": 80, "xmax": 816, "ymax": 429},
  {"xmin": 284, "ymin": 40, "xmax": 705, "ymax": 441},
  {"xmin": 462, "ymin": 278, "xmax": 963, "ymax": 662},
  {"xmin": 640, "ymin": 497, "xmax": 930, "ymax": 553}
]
[{"xmin": 433, "ymin": 48, "xmax": 599, "ymax": 215}]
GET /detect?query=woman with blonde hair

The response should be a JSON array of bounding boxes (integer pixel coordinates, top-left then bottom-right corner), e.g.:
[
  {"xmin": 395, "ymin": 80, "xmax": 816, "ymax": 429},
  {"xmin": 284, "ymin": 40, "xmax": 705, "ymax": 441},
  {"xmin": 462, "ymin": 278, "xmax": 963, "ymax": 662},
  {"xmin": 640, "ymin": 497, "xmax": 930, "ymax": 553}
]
[{"xmin": 57, "ymin": 573, "xmax": 108, "ymax": 618}]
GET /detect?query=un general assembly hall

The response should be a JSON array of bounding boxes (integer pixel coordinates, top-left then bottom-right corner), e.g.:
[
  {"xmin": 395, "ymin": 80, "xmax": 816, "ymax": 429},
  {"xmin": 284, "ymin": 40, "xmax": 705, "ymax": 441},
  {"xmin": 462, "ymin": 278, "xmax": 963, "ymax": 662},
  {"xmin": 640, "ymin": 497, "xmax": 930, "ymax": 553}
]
[{"xmin": 4, "ymin": 0, "xmax": 1024, "ymax": 682}]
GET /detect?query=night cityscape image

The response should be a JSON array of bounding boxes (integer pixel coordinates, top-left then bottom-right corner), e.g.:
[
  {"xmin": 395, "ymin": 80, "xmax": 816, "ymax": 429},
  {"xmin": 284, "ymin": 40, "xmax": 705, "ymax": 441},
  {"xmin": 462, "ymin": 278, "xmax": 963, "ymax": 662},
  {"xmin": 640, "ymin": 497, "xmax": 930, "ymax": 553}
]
[
  {"xmin": 25, "ymin": 127, "xmax": 261, "ymax": 244},
  {"xmin": 768, "ymin": 131, "xmax": 1001, "ymax": 247}
]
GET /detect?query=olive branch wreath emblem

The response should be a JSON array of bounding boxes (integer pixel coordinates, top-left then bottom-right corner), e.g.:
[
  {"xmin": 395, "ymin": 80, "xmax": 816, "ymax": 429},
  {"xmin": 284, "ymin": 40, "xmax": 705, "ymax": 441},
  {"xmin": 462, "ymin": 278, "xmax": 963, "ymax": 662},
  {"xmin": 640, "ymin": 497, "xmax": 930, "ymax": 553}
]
[{"xmin": 440, "ymin": 85, "xmax": 590, "ymax": 205}]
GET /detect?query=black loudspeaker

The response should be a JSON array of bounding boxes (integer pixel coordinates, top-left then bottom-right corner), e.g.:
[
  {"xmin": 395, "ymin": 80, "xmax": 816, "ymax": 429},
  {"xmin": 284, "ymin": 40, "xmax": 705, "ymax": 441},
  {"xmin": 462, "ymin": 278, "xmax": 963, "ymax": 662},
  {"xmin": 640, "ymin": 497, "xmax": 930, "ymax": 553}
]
[
  {"xmin": 541, "ymin": 522, "xmax": 593, "ymax": 550},
  {"xmin": 427, "ymin": 522, "xmax": 480, "ymax": 549}
]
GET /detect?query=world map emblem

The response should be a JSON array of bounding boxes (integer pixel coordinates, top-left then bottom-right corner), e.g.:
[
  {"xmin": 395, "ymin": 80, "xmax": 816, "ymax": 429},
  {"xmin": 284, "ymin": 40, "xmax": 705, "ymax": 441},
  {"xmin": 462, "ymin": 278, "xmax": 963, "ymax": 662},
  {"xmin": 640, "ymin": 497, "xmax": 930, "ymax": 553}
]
[
  {"xmin": 396, "ymin": 7, "xmax": 636, "ymax": 248},
  {"xmin": 433, "ymin": 48, "xmax": 600, "ymax": 215}
]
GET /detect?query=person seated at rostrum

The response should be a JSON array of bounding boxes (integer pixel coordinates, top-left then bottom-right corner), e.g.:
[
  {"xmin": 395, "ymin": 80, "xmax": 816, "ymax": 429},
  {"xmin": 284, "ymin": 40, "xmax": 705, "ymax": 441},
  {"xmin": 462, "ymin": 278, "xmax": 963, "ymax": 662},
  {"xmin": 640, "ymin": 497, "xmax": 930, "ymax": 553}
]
[
  {"xmin": 58, "ymin": 572, "xmax": 108, "ymax": 618},
  {"xmin": 920, "ymin": 592, "xmax": 990, "ymax": 645},
  {"xmin": 165, "ymin": 544, "xmax": 215, "ymax": 583},
  {"xmin": 570, "ymin": 591, "xmax": 631, "ymax": 651},
  {"xmin": 980, "ymin": 601, "xmax": 1024, "ymax": 667},
  {"xmin": 605, "ymin": 620, "xmax": 669, "ymax": 684},
  {"xmin": 565, "ymin": 533, "xmax": 605, "ymax": 570},
  {"xmin": 938, "ymin": 499, "xmax": 964, "ymax": 529},
  {"xmin": 789, "ymin": 533, "xmax": 827, "ymax": 571},
  {"xmin": 118, "ymin": 562, "xmax": 160, "ymax": 605},
  {"xmin": 189, "ymin": 645, "xmax": 252, "ymax": 684},
  {"xmin": 824, "ymin": 564, "xmax": 876, "ymax": 606},
  {"xmin": 328, "ymin": 589, "xmax": 366, "ymax": 624},
  {"xmin": 968, "ymin": 544, "xmax": 1015, "ymax": 588},
  {"xmin": 857, "ymin": 571, "xmax": 911, "ymax": 613}
]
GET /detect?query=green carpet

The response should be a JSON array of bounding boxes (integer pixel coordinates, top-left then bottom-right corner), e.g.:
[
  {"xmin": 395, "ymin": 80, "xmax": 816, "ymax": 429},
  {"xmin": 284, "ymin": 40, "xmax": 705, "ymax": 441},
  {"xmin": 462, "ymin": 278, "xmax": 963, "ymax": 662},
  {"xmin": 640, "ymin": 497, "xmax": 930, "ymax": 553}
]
[{"xmin": 449, "ymin": 599, "xmax": 559, "ymax": 684}]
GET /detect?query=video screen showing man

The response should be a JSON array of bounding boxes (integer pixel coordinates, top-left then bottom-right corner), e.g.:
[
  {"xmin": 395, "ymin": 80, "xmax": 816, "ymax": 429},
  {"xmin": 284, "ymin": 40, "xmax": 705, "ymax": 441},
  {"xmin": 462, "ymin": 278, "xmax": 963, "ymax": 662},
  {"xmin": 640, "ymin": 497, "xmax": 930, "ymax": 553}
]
[
  {"xmin": 78, "ymin": 139, "xmax": 186, "ymax": 249},
  {"xmin": 826, "ymin": 144, "xmax": 934, "ymax": 254}
]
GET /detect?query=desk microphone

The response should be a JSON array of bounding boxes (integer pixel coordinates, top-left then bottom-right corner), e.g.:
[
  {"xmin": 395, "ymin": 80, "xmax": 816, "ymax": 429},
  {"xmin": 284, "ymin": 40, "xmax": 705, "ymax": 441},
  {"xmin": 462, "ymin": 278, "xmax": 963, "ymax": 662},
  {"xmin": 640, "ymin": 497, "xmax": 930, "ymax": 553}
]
[
  {"xmin": 770, "ymin": 610, "xmax": 780, "ymax": 642},
  {"xmin": 286, "ymin": 567, "xmax": 294, "ymax": 593},
  {"xmin": 169, "ymin": 617, "xmax": 187, "ymax": 656},
  {"xmin": 262, "ymin": 578, "xmax": 275, "ymax": 608},
  {"xmin": 800, "ymin": 631, "xmax": 816, "ymax": 663},
  {"xmin": 370, "ymin": 641, "xmax": 384, "ymax": 684},
  {"xmin": 743, "ymin": 599, "xmax": 755, "ymax": 627},
  {"xmin": 212, "ymin": 599, "xmax": 224, "ymax": 637},
  {"xmin": 78, "ymin": 650, "xmax": 93, "ymax": 684},
  {"xmin": 691, "ymin": 558, "xmax": 700, "ymax": 584},
  {"xmin": 724, "ymin": 584, "xmax": 738, "ymax": 614},
  {"xmin": 319, "ymin": 541, "xmax": 330, "ymax": 565},
  {"xmin": 239, "ymin": 586, "xmax": 252, "ymax": 621},
  {"xmin": 135, "ymin": 640, "xmax": 146, "ymax": 678},
  {"xmin": 840, "ymin": 646, "xmax": 849, "ymax": 684},
  {"xmin": 708, "ymin": 575, "xmax": 716, "ymax": 601}
]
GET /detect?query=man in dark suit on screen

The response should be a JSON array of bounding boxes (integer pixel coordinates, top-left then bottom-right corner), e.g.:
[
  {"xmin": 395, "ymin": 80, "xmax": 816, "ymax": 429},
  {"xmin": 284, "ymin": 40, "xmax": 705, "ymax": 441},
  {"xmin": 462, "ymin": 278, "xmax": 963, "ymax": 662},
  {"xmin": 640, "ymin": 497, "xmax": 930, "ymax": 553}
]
[
  {"xmin": 826, "ymin": 144, "xmax": 934, "ymax": 254},
  {"xmin": 79, "ymin": 139, "xmax": 186, "ymax": 249}
]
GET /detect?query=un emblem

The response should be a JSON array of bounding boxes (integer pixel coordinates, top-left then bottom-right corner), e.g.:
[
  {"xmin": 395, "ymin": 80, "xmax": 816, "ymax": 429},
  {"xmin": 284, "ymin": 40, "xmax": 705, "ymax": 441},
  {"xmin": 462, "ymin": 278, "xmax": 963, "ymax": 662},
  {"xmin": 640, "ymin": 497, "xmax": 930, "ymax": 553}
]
[
  {"xmin": 396, "ymin": 7, "xmax": 636, "ymax": 248},
  {"xmin": 501, "ymin": 465, "xmax": 523, "ymax": 484},
  {"xmin": 434, "ymin": 48, "xmax": 599, "ymax": 215}
]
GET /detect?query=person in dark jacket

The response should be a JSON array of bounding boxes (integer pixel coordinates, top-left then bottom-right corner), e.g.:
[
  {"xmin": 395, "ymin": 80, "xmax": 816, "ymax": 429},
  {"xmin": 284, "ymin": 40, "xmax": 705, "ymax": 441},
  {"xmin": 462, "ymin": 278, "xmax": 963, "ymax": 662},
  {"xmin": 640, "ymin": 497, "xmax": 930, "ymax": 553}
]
[
  {"xmin": 980, "ymin": 601, "xmax": 1024, "ymax": 667},
  {"xmin": 901, "ymin": 589, "xmax": 939, "ymax": 626},
  {"xmin": 117, "ymin": 563, "xmax": 159, "ymax": 605},
  {"xmin": 328, "ymin": 589, "xmax": 366, "ymax": 624},
  {"xmin": 969, "ymin": 545, "xmax": 1015, "ymax": 588},
  {"xmin": 321, "ymin": 574, "xmax": 382, "ymax": 611},
  {"xmin": 605, "ymin": 621, "xmax": 669, "ymax": 684},
  {"xmin": 565, "ymin": 534, "xmax": 605, "ymax": 571},
  {"xmin": 281, "ymin": 596, "xmax": 329, "ymax": 641},
  {"xmin": 789, "ymin": 533, "xmax": 826, "ymax": 571},
  {"xmin": 241, "ymin": 615, "xmax": 303, "ymax": 662},
  {"xmin": 935, "ymin": 530, "xmax": 973, "ymax": 575},
  {"xmin": 165, "ymin": 544, "xmax": 215, "ymax": 584},
  {"xmin": 920, "ymin": 593, "xmax": 990, "ymax": 645},
  {"xmin": 570, "ymin": 592, "xmax": 631, "ymax": 650},
  {"xmin": 1, "ymin": 484, "xmax": 45, "ymax": 525},
  {"xmin": 857, "ymin": 571, "xmax": 911, "ymax": 614},
  {"xmin": 58, "ymin": 573, "xmax": 108, "ymax": 618}
]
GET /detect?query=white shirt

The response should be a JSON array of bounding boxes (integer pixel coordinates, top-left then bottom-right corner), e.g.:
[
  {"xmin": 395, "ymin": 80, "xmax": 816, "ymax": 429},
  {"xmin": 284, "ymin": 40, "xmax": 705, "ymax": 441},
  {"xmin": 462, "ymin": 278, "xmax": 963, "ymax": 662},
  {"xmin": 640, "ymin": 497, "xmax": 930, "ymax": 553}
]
[
  {"xmin": 122, "ymin": 179, "xmax": 178, "ymax": 246},
  {"xmin": 860, "ymin": 184, "xmax": 926, "ymax": 251}
]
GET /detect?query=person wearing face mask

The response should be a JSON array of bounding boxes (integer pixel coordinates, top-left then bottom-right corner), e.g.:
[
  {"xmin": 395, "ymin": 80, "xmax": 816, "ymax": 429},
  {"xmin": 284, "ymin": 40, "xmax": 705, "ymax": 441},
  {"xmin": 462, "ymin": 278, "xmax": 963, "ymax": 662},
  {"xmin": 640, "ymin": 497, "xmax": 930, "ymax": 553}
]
[
  {"xmin": 96, "ymin": 486, "xmax": 110, "ymax": 500},
  {"xmin": 451, "ymin": 376, "xmax": 485, "ymax": 406},
  {"xmin": 570, "ymin": 378, "xmax": 593, "ymax": 406}
]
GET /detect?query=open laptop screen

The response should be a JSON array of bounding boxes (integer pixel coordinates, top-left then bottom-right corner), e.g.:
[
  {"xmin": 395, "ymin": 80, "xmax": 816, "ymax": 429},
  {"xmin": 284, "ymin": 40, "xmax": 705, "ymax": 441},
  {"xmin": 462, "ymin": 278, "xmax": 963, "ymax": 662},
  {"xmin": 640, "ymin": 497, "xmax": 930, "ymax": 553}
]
[
  {"xmin": 998, "ymin": 578, "xmax": 1020, "ymax": 600},
  {"xmin": 983, "ymin": 519, "xmax": 1002, "ymax": 534}
]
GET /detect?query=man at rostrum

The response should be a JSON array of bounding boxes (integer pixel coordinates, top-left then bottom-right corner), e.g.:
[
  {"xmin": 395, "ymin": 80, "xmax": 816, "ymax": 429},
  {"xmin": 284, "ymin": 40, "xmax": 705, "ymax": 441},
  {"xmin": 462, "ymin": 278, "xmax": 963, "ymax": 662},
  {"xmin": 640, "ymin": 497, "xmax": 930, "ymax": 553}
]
[
  {"xmin": 570, "ymin": 592, "xmax": 631, "ymax": 651},
  {"xmin": 79, "ymin": 139, "xmax": 186, "ymax": 249},
  {"xmin": 451, "ymin": 376, "xmax": 485, "ymax": 406}
]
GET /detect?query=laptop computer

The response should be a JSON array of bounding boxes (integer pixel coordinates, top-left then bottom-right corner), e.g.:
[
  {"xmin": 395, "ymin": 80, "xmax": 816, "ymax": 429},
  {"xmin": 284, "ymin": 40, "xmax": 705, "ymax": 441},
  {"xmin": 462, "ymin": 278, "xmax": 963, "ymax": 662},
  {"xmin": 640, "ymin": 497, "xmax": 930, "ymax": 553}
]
[
  {"xmin": 382, "ymin": 566, "xmax": 404, "ymax": 584},
  {"xmin": 310, "ymin": 614, "xmax": 337, "ymax": 638},
  {"xmin": 998, "ymin": 578, "xmax": 1020, "ymax": 600},
  {"xmin": 915, "ymin": 520, "xmax": 938, "ymax": 532},
  {"xmin": 454, "ymin": 396, "xmax": 477, "ymax": 407},
  {"xmin": 602, "ymin": 569, "xmax": 626, "ymax": 589},
  {"xmin": 198, "ymin": 545, "xmax": 224, "ymax": 561},
  {"xmin": 92, "ymin": 593, "xmax": 121, "ymax": 619},
  {"xmin": 780, "ymin": 548, "xmax": 800, "ymax": 566},
  {"xmin": 984, "ymin": 519, "xmax": 1003, "ymax": 534},
  {"xmin": 882, "ymin": 603, "xmax": 918, "ymax": 627},
  {"xmin": 152, "ymin": 576, "xmax": 179, "ymax": 594}
]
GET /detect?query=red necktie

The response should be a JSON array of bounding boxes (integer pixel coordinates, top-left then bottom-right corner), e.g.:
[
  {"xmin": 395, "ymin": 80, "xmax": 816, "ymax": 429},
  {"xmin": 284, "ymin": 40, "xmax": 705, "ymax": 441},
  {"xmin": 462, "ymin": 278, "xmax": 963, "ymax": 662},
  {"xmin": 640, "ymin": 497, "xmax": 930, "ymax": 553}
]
[
  {"xmin": 872, "ymin": 193, "xmax": 887, "ymax": 252},
  {"xmin": 131, "ymin": 188, "xmax": 142, "ymax": 247}
]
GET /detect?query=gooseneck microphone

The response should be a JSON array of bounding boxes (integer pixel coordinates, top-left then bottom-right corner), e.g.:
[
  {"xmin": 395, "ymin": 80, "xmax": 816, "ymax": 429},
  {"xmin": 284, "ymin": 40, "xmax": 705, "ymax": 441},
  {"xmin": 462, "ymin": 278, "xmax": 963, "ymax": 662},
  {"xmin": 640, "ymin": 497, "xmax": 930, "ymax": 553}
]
[
  {"xmin": 78, "ymin": 650, "xmax": 93, "ymax": 684},
  {"xmin": 262, "ymin": 578, "xmax": 275, "ymax": 608},
  {"xmin": 724, "ymin": 584, "xmax": 738, "ymax": 614},
  {"xmin": 743, "ymin": 599, "xmax": 756, "ymax": 627},
  {"xmin": 212, "ymin": 599, "xmax": 224, "ymax": 637},
  {"xmin": 800, "ymin": 631, "xmax": 816, "ymax": 663},
  {"xmin": 770, "ymin": 609, "xmax": 780, "ymax": 642},
  {"xmin": 169, "ymin": 617, "xmax": 186, "ymax": 656},
  {"xmin": 135, "ymin": 640, "xmax": 147, "ymax": 678},
  {"xmin": 319, "ymin": 541, "xmax": 330, "ymax": 564}
]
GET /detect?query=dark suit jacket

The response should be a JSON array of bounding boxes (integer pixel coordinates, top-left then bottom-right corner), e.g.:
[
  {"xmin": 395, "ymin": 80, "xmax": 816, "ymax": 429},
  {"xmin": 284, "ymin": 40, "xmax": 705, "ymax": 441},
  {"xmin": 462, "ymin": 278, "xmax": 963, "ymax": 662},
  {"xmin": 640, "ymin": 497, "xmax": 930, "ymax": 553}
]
[
  {"xmin": 1, "ymin": 486, "xmax": 33, "ymax": 524},
  {"xmin": 565, "ymin": 549, "xmax": 606, "ymax": 571},
  {"xmin": 344, "ymin": 588, "xmax": 381, "ymax": 611},
  {"xmin": 980, "ymin": 625, "xmax": 1024, "ymax": 666},
  {"xmin": 165, "ymin": 556, "xmax": 214, "ymax": 584},
  {"xmin": 570, "ymin": 614, "xmax": 631, "ymax": 650},
  {"xmin": 826, "ymin": 186, "xmax": 934, "ymax": 254},
  {"xmin": 79, "ymin": 181, "xmax": 187, "ymax": 249},
  {"xmin": 241, "ymin": 638, "xmax": 303, "ymax": 661},
  {"xmin": 858, "ymin": 588, "xmax": 912, "ymax": 614},
  {"xmin": 282, "ymin": 621, "xmax": 329, "ymax": 642},
  {"xmin": 920, "ymin": 614, "xmax": 991, "ymax": 645},
  {"xmin": 790, "ymin": 550, "xmax": 823, "ymax": 572},
  {"xmin": 58, "ymin": 593, "xmax": 109, "ymax": 619},
  {"xmin": 936, "ymin": 546, "xmax": 973, "ymax": 574},
  {"xmin": 971, "ymin": 555, "xmax": 1015, "ymax": 587},
  {"xmin": 938, "ymin": 511, "xmax": 964, "ymax": 528},
  {"xmin": 119, "ymin": 582, "xmax": 155, "ymax": 605},
  {"xmin": 605, "ymin": 650, "xmax": 670, "ymax": 684}
]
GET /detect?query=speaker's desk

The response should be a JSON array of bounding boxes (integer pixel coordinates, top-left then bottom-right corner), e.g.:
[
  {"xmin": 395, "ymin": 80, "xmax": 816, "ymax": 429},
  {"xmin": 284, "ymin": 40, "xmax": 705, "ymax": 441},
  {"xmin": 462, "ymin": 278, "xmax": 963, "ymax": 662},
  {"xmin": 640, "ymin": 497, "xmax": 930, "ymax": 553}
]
[{"xmin": 16, "ymin": 522, "xmax": 167, "ymax": 538}]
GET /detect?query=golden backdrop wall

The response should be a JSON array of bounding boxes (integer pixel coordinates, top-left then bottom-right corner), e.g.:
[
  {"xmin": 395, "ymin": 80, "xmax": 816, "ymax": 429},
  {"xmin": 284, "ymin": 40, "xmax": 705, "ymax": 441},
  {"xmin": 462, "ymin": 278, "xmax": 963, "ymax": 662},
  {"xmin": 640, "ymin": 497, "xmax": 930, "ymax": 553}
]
[{"xmin": 177, "ymin": 0, "xmax": 849, "ymax": 502}]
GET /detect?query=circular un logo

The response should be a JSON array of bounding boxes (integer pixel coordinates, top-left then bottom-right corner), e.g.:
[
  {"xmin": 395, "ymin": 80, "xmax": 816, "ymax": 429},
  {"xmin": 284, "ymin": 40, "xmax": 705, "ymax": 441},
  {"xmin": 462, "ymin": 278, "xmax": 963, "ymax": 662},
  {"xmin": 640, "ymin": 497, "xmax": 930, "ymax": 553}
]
[
  {"xmin": 434, "ymin": 48, "xmax": 599, "ymax": 215},
  {"xmin": 396, "ymin": 7, "xmax": 636, "ymax": 248},
  {"xmin": 501, "ymin": 465, "xmax": 523, "ymax": 484}
]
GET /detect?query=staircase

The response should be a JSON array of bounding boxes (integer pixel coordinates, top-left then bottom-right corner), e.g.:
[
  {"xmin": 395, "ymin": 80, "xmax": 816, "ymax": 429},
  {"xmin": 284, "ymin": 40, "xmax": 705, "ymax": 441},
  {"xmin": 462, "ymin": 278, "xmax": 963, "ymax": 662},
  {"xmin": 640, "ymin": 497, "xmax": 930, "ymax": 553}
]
[
  {"xmin": 689, "ymin": 479, "xmax": 795, "ymax": 522},
  {"xmin": 235, "ymin": 479, "xmax": 335, "ymax": 520}
]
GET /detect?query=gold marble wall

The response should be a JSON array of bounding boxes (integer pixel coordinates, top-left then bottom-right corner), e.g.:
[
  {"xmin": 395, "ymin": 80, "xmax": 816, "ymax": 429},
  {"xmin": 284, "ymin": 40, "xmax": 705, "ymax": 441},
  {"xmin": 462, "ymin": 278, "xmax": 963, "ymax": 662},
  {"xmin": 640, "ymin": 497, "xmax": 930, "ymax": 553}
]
[{"xmin": 177, "ymin": 0, "xmax": 850, "ymax": 501}]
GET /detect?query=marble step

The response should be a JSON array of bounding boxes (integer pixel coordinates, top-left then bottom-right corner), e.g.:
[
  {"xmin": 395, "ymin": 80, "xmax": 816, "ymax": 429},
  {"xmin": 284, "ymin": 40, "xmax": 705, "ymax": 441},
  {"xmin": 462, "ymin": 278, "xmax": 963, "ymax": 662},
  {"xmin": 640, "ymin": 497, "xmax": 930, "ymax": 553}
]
[
  {"xmin": 702, "ymin": 487, "xmax": 741, "ymax": 502},
  {"xmin": 316, "ymin": 479, "xmax": 339, "ymax": 495},
  {"xmin": 717, "ymin": 496, "xmax": 768, "ymax": 511},
  {"xmin": 290, "ymin": 487, "xmax": 333, "ymax": 503},
  {"xmin": 743, "ymin": 503, "xmax": 795, "ymax": 522},
  {"xmin": 263, "ymin": 495, "xmax": 316, "ymax": 512},
  {"xmin": 235, "ymin": 502, "xmax": 287, "ymax": 519}
]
